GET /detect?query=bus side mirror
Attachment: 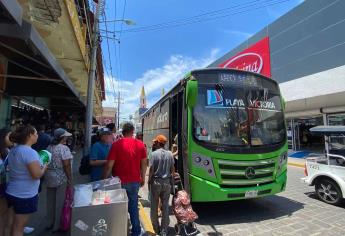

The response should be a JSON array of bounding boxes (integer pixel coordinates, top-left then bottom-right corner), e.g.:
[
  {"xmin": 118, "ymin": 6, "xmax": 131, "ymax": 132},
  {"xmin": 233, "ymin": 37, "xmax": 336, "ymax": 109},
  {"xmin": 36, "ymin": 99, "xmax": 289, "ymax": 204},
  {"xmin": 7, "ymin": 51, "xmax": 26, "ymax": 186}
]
[
  {"xmin": 281, "ymin": 97, "xmax": 286, "ymax": 110},
  {"xmin": 186, "ymin": 80, "xmax": 198, "ymax": 108}
]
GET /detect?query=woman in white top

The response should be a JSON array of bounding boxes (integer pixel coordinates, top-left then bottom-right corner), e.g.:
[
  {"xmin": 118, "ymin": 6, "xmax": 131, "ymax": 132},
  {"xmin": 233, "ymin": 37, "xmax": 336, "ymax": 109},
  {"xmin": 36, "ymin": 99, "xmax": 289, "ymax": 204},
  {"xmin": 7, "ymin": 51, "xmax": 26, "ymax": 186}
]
[
  {"xmin": 6, "ymin": 125, "xmax": 47, "ymax": 236},
  {"xmin": 45, "ymin": 128, "xmax": 73, "ymax": 232}
]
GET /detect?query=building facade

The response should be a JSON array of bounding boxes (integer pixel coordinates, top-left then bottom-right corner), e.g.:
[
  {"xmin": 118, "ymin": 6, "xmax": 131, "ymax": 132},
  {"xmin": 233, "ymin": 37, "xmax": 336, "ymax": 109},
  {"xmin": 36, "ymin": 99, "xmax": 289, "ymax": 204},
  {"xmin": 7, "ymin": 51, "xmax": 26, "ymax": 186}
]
[
  {"xmin": 208, "ymin": 0, "xmax": 345, "ymax": 150},
  {"xmin": 134, "ymin": 86, "xmax": 148, "ymax": 132},
  {"xmin": 0, "ymin": 0, "xmax": 105, "ymax": 129},
  {"xmin": 101, "ymin": 107, "xmax": 116, "ymax": 126}
]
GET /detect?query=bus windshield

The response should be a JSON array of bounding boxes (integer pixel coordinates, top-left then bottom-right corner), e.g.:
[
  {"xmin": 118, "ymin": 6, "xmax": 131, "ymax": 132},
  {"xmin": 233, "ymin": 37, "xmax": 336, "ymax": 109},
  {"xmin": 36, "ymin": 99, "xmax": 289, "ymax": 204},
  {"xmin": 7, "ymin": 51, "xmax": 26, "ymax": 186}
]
[{"xmin": 193, "ymin": 74, "xmax": 286, "ymax": 148}]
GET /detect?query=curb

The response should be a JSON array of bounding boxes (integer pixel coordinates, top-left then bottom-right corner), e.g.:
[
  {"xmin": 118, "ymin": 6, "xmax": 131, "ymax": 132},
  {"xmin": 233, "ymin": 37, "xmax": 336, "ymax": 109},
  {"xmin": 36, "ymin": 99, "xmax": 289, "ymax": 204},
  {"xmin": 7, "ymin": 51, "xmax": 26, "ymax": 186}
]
[
  {"xmin": 288, "ymin": 161, "xmax": 305, "ymax": 168},
  {"xmin": 138, "ymin": 201, "xmax": 155, "ymax": 235}
]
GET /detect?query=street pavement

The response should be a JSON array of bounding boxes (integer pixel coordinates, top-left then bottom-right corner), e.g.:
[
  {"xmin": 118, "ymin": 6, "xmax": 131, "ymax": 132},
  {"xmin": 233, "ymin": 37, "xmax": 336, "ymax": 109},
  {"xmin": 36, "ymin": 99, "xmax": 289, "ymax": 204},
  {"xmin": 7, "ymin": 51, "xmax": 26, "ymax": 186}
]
[
  {"xmin": 27, "ymin": 152, "xmax": 345, "ymax": 236},
  {"xmin": 140, "ymin": 166, "xmax": 345, "ymax": 236}
]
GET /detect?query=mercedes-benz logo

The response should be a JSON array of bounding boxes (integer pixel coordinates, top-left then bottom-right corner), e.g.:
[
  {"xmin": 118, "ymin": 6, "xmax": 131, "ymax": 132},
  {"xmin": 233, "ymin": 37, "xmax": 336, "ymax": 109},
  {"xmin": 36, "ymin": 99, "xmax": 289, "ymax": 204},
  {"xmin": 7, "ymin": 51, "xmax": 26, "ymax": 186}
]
[{"xmin": 245, "ymin": 167, "xmax": 256, "ymax": 179}]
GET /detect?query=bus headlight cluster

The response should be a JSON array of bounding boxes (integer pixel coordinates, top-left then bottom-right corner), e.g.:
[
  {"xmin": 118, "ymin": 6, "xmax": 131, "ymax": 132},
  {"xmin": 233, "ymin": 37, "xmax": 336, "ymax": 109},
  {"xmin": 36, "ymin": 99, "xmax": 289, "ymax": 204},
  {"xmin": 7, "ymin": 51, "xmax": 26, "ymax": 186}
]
[
  {"xmin": 277, "ymin": 152, "xmax": 288, "ymax": 173},
  {"xmin": 192, "ymin": 153, "xmax": 215, "ymax": 178}
]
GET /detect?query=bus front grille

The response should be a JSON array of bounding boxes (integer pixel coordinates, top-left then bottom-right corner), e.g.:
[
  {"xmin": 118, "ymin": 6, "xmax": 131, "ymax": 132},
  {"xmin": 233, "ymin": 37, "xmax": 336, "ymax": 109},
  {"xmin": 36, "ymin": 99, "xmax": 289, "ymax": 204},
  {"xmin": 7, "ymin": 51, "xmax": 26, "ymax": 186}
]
[{"xmin": 218, "ymin": 158, "xmax": 276, "ymax": 186}]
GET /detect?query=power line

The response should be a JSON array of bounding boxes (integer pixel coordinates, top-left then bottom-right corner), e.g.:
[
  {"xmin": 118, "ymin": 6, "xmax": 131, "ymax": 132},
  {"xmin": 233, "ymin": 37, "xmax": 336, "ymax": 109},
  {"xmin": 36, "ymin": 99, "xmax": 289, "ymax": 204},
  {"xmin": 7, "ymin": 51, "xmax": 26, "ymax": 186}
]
[
  {"xmin": 101, "ymin": 11, "xmax": 117, "ymax": 105},
  {"xmin": 125, "ymin": 0, "xmax": 291, "ymax": 33},
  {"xmin": 102, "ymin": 13, "xmax": 114, "ymax": 78},
  {"xmin": 118, "ymin": 0, "xmax": 127, "ymax": 82},
  {"xmin": 124, "ymin": 0, "xmax": 261, "ymax": 32},
  {"xmin": 114, "ymin": 0, "xmax": 292, "ymax": 34},
  {"xmin": 119, "ymin": 0, "xmax": 127, "ymax": 40},
  {"xmin": 113, "ymin": 0, "xmax": 119, "ymax": 79},
  {"xmin": 116, "ymin": 0, "xmax": 127, "ymax": 129}
]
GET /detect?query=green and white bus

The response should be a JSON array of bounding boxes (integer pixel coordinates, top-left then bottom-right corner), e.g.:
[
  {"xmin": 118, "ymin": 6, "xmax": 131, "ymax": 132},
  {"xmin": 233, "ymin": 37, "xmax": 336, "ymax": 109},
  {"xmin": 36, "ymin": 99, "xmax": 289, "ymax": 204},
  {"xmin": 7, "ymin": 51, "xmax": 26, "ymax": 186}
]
[{"xmin": 142, "ymin": 68, "xmax": 287, "ymax": 202}]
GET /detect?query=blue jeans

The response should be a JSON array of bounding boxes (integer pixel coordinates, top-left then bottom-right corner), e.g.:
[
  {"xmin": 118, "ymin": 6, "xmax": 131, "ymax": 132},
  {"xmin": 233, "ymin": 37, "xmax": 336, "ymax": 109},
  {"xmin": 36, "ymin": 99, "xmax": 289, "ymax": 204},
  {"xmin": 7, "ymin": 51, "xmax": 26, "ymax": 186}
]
[{"xmin": 122, "ymin": 183, "xmax": 141, "ymax": 236}]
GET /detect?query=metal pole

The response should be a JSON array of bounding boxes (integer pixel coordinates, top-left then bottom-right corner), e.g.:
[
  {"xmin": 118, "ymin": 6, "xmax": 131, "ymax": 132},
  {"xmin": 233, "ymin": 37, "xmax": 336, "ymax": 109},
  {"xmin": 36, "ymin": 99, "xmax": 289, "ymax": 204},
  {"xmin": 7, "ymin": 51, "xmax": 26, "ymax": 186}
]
[
  {"xmin": 84, "ymin": 0, "xmax": 104, "ymax": 154},
  {"xmin": 117, "ymin": 91, "xmax": 120, "ymax": 130}
]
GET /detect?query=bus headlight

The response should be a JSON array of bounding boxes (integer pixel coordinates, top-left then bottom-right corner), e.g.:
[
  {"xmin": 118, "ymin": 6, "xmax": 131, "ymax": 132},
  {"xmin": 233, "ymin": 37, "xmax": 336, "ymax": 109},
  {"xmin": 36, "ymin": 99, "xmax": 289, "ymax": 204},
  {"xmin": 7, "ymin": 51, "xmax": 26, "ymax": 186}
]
[
  {"xmin": 277, "ymin": 152, "xmax": 288, "ymax": 174},
  {"xmin": 192, "ymin": 153, "xmax": 215, "ymax": 178}
]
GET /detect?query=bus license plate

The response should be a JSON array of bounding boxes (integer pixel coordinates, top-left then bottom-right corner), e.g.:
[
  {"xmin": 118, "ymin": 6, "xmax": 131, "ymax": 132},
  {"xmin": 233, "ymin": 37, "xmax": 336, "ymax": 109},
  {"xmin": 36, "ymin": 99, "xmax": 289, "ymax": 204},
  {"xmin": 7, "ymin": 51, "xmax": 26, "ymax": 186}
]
[{"xmin": 245, "ymin": 190, "xmax": 258, "ymax": 198}]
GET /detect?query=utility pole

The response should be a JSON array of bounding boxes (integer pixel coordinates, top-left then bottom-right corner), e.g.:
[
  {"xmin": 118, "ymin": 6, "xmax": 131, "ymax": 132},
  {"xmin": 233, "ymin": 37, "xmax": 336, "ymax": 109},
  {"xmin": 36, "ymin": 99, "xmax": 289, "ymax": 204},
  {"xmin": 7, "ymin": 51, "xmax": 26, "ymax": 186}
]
[
  {"xmin": 84, "ymin": 0, "xmax": 104, "ymax": 154},
  {"xmin": 117, "ymin": 91, "xmax": 120, "ymax": 130}
]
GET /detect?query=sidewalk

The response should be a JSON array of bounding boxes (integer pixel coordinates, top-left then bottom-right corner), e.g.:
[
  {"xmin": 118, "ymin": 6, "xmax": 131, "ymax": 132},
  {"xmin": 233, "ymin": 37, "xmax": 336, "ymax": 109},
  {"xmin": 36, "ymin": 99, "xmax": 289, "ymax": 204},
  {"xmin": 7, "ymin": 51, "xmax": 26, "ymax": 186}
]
[
  {"xmin": 28, "ymin": 149, "xmax": 89, "ymax": 236},
  {"xmin": 29, "ymin": 150, "xmax": 146, "ymax": 236}
]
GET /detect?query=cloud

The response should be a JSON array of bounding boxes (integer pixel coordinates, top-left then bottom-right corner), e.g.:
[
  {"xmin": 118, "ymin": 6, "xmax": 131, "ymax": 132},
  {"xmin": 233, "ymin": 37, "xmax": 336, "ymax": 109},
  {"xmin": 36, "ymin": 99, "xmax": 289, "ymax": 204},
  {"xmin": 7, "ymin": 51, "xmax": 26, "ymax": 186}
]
[{"xmin": 103, "ymin": 48, "xmax": 220, "ymax": 120}]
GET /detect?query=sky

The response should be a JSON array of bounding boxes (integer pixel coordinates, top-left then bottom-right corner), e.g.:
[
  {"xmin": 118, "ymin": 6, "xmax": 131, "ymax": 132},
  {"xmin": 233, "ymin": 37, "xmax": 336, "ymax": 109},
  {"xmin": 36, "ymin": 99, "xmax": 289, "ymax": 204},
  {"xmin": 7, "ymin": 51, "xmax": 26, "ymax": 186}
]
[{"xmin": 100, "ymin": 0, "xmax": 303, "ymax": 121}]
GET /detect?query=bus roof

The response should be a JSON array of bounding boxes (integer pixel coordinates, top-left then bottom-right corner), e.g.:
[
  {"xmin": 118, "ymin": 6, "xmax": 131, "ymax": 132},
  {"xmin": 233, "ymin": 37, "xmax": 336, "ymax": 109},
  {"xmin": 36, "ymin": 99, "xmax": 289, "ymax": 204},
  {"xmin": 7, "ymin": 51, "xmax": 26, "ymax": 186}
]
[{"xmin": 141, "ymin": 68, "xmax": 275, "ymax": 118}]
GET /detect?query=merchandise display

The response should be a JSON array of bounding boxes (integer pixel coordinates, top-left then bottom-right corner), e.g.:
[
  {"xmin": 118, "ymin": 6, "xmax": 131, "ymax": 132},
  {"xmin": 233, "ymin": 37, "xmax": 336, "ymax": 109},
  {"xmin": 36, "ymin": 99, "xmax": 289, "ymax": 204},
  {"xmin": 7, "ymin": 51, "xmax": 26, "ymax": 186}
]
[
  {"xmin": 74, "ymin": 184, "xmax": 93, "ymax": 207},
  {"xmin": 73, "ymin": 177, "xmax": 121, "ymax": 207}
]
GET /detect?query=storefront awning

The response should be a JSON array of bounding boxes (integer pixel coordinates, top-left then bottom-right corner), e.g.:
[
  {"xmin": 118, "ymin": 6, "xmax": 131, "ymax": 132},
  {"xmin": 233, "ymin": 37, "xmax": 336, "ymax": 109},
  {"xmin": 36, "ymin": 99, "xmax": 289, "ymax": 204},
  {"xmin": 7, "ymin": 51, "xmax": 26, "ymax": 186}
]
[
  {"xmin": 0, "ymin": 19, "xmax": 85, "ymax": 107},
  {"xmin": 0, "ymin": 0, "xmax": 22, "ymax": 26}
]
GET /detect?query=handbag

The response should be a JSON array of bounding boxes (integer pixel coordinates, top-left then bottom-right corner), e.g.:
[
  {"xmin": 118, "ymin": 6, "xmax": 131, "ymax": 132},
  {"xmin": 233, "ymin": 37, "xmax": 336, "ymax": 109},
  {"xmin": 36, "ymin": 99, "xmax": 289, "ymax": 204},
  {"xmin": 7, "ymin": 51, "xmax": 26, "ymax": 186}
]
[
  {"xmin": 79, "ymin": 154, "xmax": 91, "ymax": 175},
  {"xmin": 60, "ymin": 186, "xmax": 73, "ymax": 231}
]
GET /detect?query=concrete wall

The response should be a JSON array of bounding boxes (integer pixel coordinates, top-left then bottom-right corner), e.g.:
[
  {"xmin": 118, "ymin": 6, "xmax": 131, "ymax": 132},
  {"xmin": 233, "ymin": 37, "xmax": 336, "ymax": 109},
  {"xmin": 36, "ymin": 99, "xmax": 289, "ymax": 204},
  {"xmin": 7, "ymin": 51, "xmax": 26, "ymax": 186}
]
[{"xmin": 209, "ymin": 0, "xmax": 345, "ymax": 84}]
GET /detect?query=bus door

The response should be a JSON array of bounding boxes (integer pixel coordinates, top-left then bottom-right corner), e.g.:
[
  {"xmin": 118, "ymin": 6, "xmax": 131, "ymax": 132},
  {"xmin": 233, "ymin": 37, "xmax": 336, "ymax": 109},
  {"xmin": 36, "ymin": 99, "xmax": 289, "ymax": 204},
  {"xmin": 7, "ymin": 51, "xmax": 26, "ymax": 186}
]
[{"xmin": 171, "ymin": 90, "xmax": 189, "ymax": 191}]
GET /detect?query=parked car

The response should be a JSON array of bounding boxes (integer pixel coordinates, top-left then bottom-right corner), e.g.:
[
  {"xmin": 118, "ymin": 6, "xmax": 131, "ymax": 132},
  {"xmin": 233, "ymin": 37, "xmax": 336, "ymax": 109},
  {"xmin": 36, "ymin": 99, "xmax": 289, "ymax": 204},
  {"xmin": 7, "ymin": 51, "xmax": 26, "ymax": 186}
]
[{"xmin": 301, "ymin": 126, "xmax": 345, "ymax": 206}]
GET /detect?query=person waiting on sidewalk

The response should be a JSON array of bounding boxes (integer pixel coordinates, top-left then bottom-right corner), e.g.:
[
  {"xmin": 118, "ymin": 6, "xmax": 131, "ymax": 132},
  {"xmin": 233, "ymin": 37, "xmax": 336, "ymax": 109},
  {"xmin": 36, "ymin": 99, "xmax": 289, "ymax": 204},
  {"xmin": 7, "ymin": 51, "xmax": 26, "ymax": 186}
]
[
  {"xmin": 0, "ymin": 128, "xmax": 12, "ymax": 236},
  {"xmin": 45, "ymin": 128, "xmax": 73, "ymax": 233},
  {"xmin": 32, "ymin": 124, "xmax": 52, "ymax": 197},
  {"xmin": 5, "ymin": 125, "xmax": 47, "ymax": 236},
  {"xmin": 89, "ymin": 128, "xmax": 112, "ymax": 182},
  {"xmin": 103, "ymin": 122, "xmax": 147, "ymax": 236},
  {"xmin": 149, "ymin": 135, "xmax": 174, "ymax": 236},
  {"xmin": 32, "ymin": 125, "xmax": 52, "ymax": 152},
  {"xmin": 106, "ymin": 123, "xmax": 122, "ymax": 143}
]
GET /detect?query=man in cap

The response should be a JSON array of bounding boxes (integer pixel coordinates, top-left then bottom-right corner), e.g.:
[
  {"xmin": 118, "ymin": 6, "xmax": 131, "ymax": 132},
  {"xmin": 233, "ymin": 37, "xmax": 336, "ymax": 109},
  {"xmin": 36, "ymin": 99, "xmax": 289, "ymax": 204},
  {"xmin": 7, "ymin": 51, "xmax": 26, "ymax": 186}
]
[
  {"xmin": 89, "ymin": 128, "xmax": 113, "ymax": 181},
  {"xmin": 149, "ymin": 135, "xmax": 174, "ymax": 236},
  {"xmin": 136, "ymin": 131, "xmax": 143, "ymax": 142},
  {"xmin": 103, "ymin": 122, "xmax": 147, "ymax": 236}
]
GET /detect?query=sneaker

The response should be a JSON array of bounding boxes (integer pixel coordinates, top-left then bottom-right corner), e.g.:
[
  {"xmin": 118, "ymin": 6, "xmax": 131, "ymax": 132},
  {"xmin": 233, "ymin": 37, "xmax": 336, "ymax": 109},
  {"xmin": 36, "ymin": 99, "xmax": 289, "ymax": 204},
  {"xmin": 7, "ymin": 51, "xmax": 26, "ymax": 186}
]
[
  {"xmin": 160, "ymin": 231, "xmax": 167, "ymax": 236},
  {"xmin": 24, "ymin": 227, "xmax": 34, "ymax": 234},
  {"xmin": 140, "ymin": 227, "xmax": 145, "ymax": 236}
]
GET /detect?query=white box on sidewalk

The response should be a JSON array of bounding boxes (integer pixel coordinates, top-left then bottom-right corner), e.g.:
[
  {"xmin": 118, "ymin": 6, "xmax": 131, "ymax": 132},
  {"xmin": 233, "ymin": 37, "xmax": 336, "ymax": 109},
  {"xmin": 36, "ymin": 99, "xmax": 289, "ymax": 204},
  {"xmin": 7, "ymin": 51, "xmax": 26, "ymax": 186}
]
[{"xmin": 71, "ymin": 188, "xmax": 128, "ymax": 236}]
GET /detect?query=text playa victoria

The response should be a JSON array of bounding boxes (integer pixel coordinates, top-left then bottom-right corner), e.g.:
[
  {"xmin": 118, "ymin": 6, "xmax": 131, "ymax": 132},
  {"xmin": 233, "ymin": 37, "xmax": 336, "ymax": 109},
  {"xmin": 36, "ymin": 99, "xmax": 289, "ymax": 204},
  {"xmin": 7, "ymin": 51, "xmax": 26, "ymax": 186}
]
[
  {"xmin": 207, "ymin": 96, "xmax": 276, "ymax": 110},
  {"xmin": 224, "ymin": 99, "xmax": 276, "ymax": 109}
]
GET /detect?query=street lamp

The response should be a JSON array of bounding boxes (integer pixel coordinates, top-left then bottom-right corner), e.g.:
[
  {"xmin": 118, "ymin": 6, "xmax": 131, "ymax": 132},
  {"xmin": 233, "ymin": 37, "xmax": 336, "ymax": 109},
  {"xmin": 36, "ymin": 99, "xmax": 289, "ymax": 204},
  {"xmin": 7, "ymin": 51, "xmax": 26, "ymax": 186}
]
[{"xmin": 100, "ymin": 19, "xmax": 136, "ymax": 25}]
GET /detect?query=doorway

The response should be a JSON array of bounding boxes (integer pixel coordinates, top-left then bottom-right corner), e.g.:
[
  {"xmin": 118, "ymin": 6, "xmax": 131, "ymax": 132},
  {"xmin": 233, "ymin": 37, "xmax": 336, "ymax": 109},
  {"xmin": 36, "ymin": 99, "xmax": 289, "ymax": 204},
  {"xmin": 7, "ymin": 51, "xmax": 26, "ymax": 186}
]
[{"xmin": 287, "ymin": 116, "xmax": 324, "ymax": 153}]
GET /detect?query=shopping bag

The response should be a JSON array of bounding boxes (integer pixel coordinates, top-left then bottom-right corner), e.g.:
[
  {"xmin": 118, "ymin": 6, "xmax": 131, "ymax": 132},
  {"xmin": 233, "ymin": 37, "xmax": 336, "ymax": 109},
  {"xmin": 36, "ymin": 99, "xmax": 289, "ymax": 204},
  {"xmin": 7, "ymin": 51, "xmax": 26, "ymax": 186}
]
[{"xmin": 60, "ymin": 186, "xmax": 73, "ymax": 231}]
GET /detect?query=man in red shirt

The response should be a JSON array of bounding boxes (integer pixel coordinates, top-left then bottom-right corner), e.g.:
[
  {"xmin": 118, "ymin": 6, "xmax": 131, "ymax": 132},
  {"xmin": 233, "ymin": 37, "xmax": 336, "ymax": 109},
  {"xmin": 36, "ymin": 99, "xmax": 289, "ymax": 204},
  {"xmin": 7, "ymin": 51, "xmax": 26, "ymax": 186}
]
[{"xmin": 103, "ymin": 122, "xmax": 147, "ymax": 236}]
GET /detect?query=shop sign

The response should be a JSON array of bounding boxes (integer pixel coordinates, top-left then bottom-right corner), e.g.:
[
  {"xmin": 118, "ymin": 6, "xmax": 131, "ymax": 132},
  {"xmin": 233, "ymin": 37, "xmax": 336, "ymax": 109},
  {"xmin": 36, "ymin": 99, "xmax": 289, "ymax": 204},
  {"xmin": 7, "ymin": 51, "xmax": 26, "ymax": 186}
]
[
  {"xmin": 101, "ymin": 117, "xmax": 115, "ymax": 125},
  {"xmin": 219, "ymin": 37, "xmax": 271, "ymax": 78}
]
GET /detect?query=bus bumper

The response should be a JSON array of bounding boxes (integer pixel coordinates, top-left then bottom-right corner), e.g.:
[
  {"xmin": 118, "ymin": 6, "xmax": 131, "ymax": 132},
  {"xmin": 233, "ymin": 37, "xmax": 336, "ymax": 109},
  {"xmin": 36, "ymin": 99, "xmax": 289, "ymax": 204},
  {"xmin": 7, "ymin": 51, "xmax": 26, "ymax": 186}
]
[{"xmin": 189, "ymin": 171, "xmax": 287, "ymax": 202}]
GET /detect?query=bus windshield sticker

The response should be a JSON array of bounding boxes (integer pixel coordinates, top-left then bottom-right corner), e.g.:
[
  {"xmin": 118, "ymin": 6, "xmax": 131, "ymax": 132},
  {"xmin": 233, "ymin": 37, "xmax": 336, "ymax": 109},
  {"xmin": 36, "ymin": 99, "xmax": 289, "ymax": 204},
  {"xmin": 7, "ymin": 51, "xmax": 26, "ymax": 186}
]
[{"xmin": 207, "ymin": 90, "xmax": 223, "ymax": 106}]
